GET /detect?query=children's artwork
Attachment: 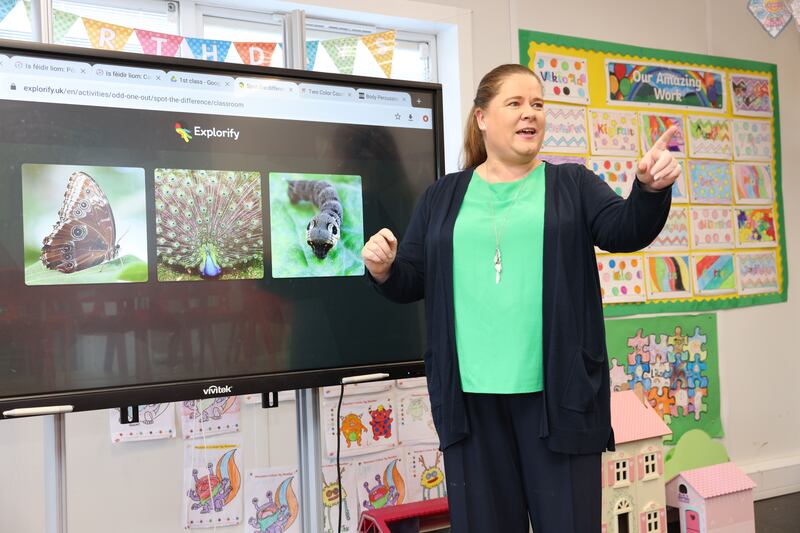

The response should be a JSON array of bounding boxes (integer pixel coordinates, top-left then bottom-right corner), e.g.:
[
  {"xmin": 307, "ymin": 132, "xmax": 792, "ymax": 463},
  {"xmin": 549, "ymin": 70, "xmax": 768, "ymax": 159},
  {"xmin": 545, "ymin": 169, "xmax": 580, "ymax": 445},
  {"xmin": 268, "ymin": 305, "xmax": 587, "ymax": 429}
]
[
  {"xmin": 538, "ymin": 154, "xmax": 587, "ymax": 166},
  {"xmin": 244, "ymin": 466, "xmax": 300, "ymax": 533},
  {"xmin": 321, "ymin": 462, "xmax": 358, "ymax": 533},
  {"xmin": 688, "ymin": 160, "xmax": 732, "ymax": 204},
  {"xmin": 735, "ymin": 207, "xmax": 777, "ymax": 248},
  {"xmin": 183, "ymin": 436, "xmax": 243, "ymax": 529},
  {"xmin": 395, "ymin": 377, "xmax": 427, "ymax": 389},
  {"xmin": 737, "ymin": 250, "xmax": 779, "ymax": 294},
  {"xmin": 322, "ymin": 395, "xmax": 397, "ymax": 458},
  {"xmin": 596, "ymin": 255, "xmax": 646, "ymax": 303},
  {"xmin": 404, "ymin": 445, "xmax": 447, "ymax": 502},
  {"xmin": 729, "ymin": 73, "xmax": 772, "ymax": 116},
  {"xmin": 533, "ymin": 51, "xmax": 589, "ymax": 104},
  {"xmin": 733, "ymin": 163, "xmax": 773, "ymax": 204},
  {"xmin": 604, "ymin": 313, "xmax": 721, "ymax": 443},
  {"xmin": 639, "ymin": 113, "xmax": 686, "ymax": 157},
  {"xmin": 692, "ymin": 254, "xmax": 736, "ymax": 295},
  {"xmin": 790, "ymin": 0, "xmax": 800, "ymax": 31},
  {"xmin": 587, "ymin": 157, "xmax": 637, "ymax": 198},
  {"xmin": 356, "ymin": 452, "xmax": 407, "ymax": 517},
  {"xmin": 687, "ymin": 116, "xmax": 732, "ymax": 159},
  {"xmin": 541, "ymin": 104, "xmax": 588, "ymax": 154},
  {"xmin": 747, "ymin": 0, "xmax": 793, "ymax": 37},
  {"xmin": 732, "ymin": 119, "xmax": 773, "ymax": 161},
  {"xmin": 322, "ymin": 381, "xmax": 393, "ymax": 398},
  {"xmin": 644, "ymin": 254, "xmax": 692, "ymax": 300},
  {"xmin": 181, "ymin": 396, "xmax": 240, "ymax": 439},
  {"xmin": 645, "ymin": 206, "xmax": 689, "ymax": 251},
  {"xmin": 588, "ymin": 109, "xmax": 639, "ymax": 156},
  {"xmin": 109, "ymin": 404, "xmax": 175, "ymax": 443},
  {"xmin": 689, "ymin": 207, "xmax": 734, "ymax": 249},
  {"xmin": 397, "ymin": 389, "xmax": 437, "ymax": 445},
  {"xmin": 671, "ymin": 160, "xmax": 689, "ymax": 203}
]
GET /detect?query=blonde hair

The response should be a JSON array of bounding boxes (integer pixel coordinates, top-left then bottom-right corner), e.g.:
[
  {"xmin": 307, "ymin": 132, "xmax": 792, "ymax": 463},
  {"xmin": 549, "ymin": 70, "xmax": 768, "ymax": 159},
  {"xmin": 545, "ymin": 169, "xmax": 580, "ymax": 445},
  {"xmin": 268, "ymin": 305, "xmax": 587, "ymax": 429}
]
[{"xmin": 461, "ymin": 64, "xmax": 542, "ymax": 169}]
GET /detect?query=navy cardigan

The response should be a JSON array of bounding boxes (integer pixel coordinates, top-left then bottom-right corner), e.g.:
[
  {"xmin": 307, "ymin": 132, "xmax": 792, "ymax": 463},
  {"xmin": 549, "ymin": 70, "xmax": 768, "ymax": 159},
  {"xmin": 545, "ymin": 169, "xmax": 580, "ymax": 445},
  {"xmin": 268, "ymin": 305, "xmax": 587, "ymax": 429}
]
[{"xmin": 373, "ymin": 163, "xmax": 671, "ymax": 454}]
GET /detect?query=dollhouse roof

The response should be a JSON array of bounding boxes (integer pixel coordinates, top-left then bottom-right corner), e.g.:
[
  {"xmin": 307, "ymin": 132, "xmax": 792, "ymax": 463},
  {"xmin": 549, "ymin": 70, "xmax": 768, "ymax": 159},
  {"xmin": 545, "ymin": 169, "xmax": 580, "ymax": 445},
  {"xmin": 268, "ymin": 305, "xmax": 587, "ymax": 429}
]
[
  {"xmin": 610, "ymin": 390, "xmax": 672, "ymax": 444},
  {"xmin": 677, "ymin": 462, "xmax": 756, "ymax": 499}
]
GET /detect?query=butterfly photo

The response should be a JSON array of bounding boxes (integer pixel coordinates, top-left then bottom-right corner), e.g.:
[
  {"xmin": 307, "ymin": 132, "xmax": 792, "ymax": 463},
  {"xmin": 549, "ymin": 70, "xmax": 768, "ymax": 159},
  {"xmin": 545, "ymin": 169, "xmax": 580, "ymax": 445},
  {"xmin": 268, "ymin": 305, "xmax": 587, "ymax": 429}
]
[{"xmin": 22, "ymin": 164, "xmax": 148, "ymax": 285}]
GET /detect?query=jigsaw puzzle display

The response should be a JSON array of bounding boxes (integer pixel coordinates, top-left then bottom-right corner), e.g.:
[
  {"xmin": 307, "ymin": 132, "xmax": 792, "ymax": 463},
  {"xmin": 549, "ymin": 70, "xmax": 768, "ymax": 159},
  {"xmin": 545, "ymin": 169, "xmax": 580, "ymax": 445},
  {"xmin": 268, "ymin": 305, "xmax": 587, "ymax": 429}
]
[
  {"xmin": 605, "ymin": 313, "xmax": 722, "ymax": 444},
  {"xmin": 521, "ymin": 30, "xmax": 787, "ymax": 317}
]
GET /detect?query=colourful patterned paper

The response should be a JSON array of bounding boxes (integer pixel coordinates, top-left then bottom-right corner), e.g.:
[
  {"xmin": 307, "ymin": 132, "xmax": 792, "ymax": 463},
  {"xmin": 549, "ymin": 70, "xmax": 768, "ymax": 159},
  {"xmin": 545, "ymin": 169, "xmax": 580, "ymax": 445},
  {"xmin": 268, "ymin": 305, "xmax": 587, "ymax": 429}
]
[
  {"xmin": 405, "ymin": 446, "xmax": 447, "ymax": 502},
  {"xmin": 321, "ymin": 462, "xmax": 358, "ymax": 533},
  {"xmin": 321, "ymin": 37, "xmax": 358, "ymax": 75},
  {"xmin": 109, "ymin": 404, "xmax": 176, "ymax": 443},
  {"xmin": 362, "ymin": 31, "xmax": 396, "ymax": 77},
  {"xmin": 322, "ymin": 394, "xmax": 397, "ymax": 458},
  {"xmin": 692, "ymin": 254, "xmax": 736, "ymax": 295},
  {"xmin": 733, "ymin": 163, "xmax": 773, "ymax": 204},
  {"xmin": 597, "ymin": 255, "xmax": 646, "ymax": 303},
  {"xmin": 0, "ymin": 0, "xmax": 15, "ymax": 25},
  {"xmin": 82, "ymin": 17, "xmax": 134, "ymax": 51},
  {"xmin": 646, "ymin": 206, "xmax": 689, "ymax": 251},
  {"xmin": 588, "ymin": 109, "xmax": 639, "ymax": 156},
  {"xmin": 690, "ymin": 207, "xmax": 734, "ymax": 249},
  {"xmin": 51, "ymin": 8, "xmax": 79, "ymax": 43},
  {"xmin": 134, "ymin": 29, "xmax": 182, "ymax": 57},
  {"xmin": 541, "ymin": 104, "xmax": 588, "ymax": 153},
  {"xmin": 748, "ymin": 0, "xmax": 793, "ymax": 38},
  {"xmin": 185, "ymin": 37, "xmax": 231, "ymax": 62},
  {"xmin": 737, "ymin": 250, "xmax": 779, "ymax": 294},
  {"xmin": 588, "ymin": 157, "xmax": 637, "ymax": 198},
  {"xmin": 183, "ymin": 436, "xmax": 242, "ymax": 529},
  {"xmin": 233, "ymin": 42, "xmax": 277, "ymax": 65},
  {"xmin": 687, "ymin": 116, "xmax": 732, "ymax": 159},
  {"xmin": 789, "ymin": 0, "xmax": 800, "ymax": 31},
  {"xmin": 181, "ymin": 397, "xmax": 240, "ymax": 439},
  {"xmin": 533, "ymin": 52, "xmax": 589, "ymax": 104},
  {"xmin": 644, "ymin": 254, "xmax": 692, "ymax": 299},
  {"xmin": 688, "ymin": 160, "xmax": 732, "ymax": 204},
  {"xmin": 305, "ymin": 41, "xmax": 319, "ymax": 70},
  {"xmin": 356, "ymin": 452, "xmax": 407, "ymax": 520},
  {"xmin": 244, "ymin": 467, "xmax": 301, "ymax": 533},
  {"xmin": 730, "ymin": 73, "xmax": 772, "ymax": 116},
  {"xmin": 732, "ymin": 119, "xmax": 772, "ymax": 161},
  {"xmin": 735, "ymin": 207, "xmax": 777, "ymax": 248},
  {"xmin": 639, "ymin": 113, "xmax": 686, "ymax": 157},
  {"xmin": 671, "ymin": 160, "xmax": 689, "ymax": 203},
  {"xmin": 539, "ymin": 154, "xmax": 586, "ymax": 166}
]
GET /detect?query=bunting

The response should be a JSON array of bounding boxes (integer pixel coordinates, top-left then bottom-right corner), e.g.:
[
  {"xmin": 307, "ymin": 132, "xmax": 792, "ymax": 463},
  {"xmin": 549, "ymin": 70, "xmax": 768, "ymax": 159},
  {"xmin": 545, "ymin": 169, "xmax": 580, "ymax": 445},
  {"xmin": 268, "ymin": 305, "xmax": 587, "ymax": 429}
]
[
  {"xmin": 305, "ymin": 40, "xmax": 319, "ymax": 70},
  {"xmin": 135, "ymin": 28, "xmax": 182, "ymax": 57},
  {"xmin": 185, "ymin": 37, "xmax": 232, "ymax": 62},
  {"xmin": 0, "ymin": 0, "xmax": 15, "ymax": 25},
  {"xmin": 321, "ymin": 36, "xmax": 358, "ymax": 75},
  {"xmin": 24, "ymin": 2, "xmax": 80, "ymax": 43},
  {"xmin": 362, "ymin": 30, "xmax": 396, "ymax": 77},
  {"xmin": 234, "ymin": 41, "xmax": 277, "ymax": 65},
  {"xmin": 82, "ymin": 17, "xmax": 134, "ymax": 50}
]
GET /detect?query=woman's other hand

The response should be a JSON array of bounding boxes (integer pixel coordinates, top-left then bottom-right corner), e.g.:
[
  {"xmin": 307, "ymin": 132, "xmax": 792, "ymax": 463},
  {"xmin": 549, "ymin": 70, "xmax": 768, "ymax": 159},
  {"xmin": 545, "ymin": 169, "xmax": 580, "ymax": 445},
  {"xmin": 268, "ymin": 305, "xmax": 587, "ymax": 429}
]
[
  {"xmin": 636, "ymin": 125, "xmax": 682, "ymax": 192},
  {"xmin": 362, "ymin": 228, "xmax": 398, "ymax": 283}
]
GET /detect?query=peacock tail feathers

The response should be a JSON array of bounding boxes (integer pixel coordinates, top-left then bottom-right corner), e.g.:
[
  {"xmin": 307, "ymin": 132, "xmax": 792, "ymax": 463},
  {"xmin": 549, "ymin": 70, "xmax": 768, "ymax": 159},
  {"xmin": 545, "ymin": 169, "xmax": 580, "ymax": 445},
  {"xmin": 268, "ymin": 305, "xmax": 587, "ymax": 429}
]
[{"xmin": 154, "ymin": 169, "xmax": 263, "ymax": 278}]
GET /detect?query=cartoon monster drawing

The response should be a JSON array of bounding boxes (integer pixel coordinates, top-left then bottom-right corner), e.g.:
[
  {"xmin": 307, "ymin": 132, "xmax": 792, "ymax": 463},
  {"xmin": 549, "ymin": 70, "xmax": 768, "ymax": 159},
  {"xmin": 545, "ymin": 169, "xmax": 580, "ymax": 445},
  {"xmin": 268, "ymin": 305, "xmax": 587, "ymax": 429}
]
[
  {"xmin": 419, "ymin": 452, "xmax": 446, "ymax": 500},
  {"xmin": 248, "ymin": 477, "xmax": 299, "ymax": 533},
  {"xmin": 340, "ymin": 413, "xmax": 368, "ymax": 448},
  {"xmin": 187, "ymin": 449, "xmax": 240, "ymax": 514},
  {"xmin": 140, "ymin": 403, "xmax": 169, "ymax": 424},
  {"xmin": 184, "ymin": 397, "xmax": 236, "ymax": 422},
  {"xmin": 368, "ymin": 405, "xmax": 393, "ymax": 441},
  {"xmin": 407, "ymin": 398, "xmax": 428, "ymax": 422},
  {"xmin": 322, "ymin": 469, "xmax": 351, "ymax": 533},
  {"xmin": 362, "ymin": 459, "xmax": 405, "ymax": 511}
]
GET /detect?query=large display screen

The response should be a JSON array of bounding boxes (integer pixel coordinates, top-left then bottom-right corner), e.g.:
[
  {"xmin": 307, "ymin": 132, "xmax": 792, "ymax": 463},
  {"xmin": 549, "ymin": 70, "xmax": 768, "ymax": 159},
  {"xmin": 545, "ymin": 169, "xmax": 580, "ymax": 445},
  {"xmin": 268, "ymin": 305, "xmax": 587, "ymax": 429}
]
[{"xmin": 0, "ymin": 41, "xmax": 442, "ymax": 414}]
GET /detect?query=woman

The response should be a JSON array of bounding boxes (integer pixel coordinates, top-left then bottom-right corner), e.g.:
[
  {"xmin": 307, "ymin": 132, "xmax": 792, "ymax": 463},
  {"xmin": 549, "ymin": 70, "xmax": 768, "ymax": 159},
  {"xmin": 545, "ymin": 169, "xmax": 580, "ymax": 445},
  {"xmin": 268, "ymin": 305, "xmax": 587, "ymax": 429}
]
[{"xmin": 361, "ymin": 64, "xmax": 680, "ymax": 532}]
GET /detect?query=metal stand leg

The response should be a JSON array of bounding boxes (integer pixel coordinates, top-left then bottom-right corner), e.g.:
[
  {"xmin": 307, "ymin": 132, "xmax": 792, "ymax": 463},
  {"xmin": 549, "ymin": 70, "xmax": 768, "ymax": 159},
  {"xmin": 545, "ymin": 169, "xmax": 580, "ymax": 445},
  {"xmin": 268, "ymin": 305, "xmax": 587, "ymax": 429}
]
[
  {"xmin": 43, "ymin": 413, "xmax": 67, "ymax": 533},
  {"xmin": 296, "ymin": 388, "xmax": 323, "ymax": 533}
]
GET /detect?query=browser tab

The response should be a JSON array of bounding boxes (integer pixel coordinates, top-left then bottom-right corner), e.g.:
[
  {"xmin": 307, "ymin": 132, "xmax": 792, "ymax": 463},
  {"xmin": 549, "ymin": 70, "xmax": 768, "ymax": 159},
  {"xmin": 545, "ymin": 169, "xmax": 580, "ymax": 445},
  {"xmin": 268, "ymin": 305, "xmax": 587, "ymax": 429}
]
[
  {"xmin": 356, "ymin": 88, "xmax": 411, "ymax": 107},
  {"xmin": 10, "ymin": 55, "xmax": 92, "ymax": 78},
  {"xmin": 0, "ymin": 55, "xmax": 8, "ymax": 71},
  {"xmin": 92, "ymin": 63, "xmax": 167, "ymax": 86},
  {"xmin": 235, "ymin": 77, "xmax": 298, "ymax": 97},
  {"xmin": 166, "ymin": 70, "xmax": 234, "ymax": 91},
  {"xmin": 299, "ymin": 83, "xmax": 356, "ymax": 102}
]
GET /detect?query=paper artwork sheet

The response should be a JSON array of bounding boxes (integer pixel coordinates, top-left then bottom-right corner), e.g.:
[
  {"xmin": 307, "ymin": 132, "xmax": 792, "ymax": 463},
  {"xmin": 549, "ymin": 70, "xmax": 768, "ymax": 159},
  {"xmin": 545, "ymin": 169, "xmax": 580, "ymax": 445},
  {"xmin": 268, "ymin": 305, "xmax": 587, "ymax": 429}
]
[
  {"xmin": 322, "ymin": 381, "xmax": 392, "ymax": 398},
  {"xmin": 588, "ymin": 109, "xmax": 639, "ymax": 156},
  {"xmin": 538, "ymin": 154, "xmax": 587, "ymax": 166},
  {"xmin": 587, "ymin": 157, "xmax": 638, "ymax": 198},
  {"xmin": 690, "ymin": 207, "xmax": 734, "ymax": 249},
  {"xmin": 644, "ymin": 254, "xmax": 692, "ymax": 300},
  {"xmin": 692, "ymin": 254, "xmax": 736, "ymax": 295},
  {"xmin": 729, "ymin": 73, "xmax": 772, "ymax": 116},
  {"xmin": 688, "ymin": 160, "xmax": 732, "ymax": 204},
  {"xmin": 320, "ymin": 462, "xmax": 358, "ymax": 533},
  {"xmin": 639, "ymin": 113, "xmax": 686, "ymax": 157},
  {"xmin": 397, "ymin": 389, "xmax": 438, "ymax": 445},
  {"xmin": 533, "ymin": 51, "xmax": 590, "ymax": 104},
  {"xmin": 541, "ymin": 104, "xmax": 589, "ymax": 154},
  {"xmin": 687, "ymin": 116, "xmax": 732, "ymax": 159},
  {"xmin": 734, "ymin": 207, "xmax": 778, "ymax": 248},
  {"xmin": 733, "ymin": 163, "xmax": 773, "ymax": 204},
  {"xmin": 181, "ymin": 396, "xmax": 240, "ymax": 439},
  {"xmin": 244, "ymin": 466, "xmax": 301, "ymax": 533},
  {"xmin": 395, "ymin": 377, "xmax": 427, "ymax": 389},
  {"xmin": 671, "ymin": 160, "xmax": 689, "ymax": 203},
  {"xmin": 736, "ymin": 250, "xmax": 779, "ymax": 294},
  {"xmin": 597, "ymin": 255, "xmax": 646, "ymax": 303},
  {"xmin": 404, "ymin": 445, "xmax": 447, "ymax": 502},
  {"xmin": 732, "ymin": 118, "xmax": 772, "ymax": 161},
  {"xmin": 110, "ymin": 403, "xmax": 175, "ymax": 443},
  {"xmin": 645, "ymin": 206, "xmax": 689, "ymax": 251},
  {"xmin": 748, "ymin": 0, "xmax": 793, "ymax": 37},
  {"xmin": 322, "ymin": 394, "xmax": 397, "ymax": 458},
  {"xmin": 356, "ymin": 451, "xmax": 407, "ymax": 520},
  {"xmin": 182, "ymin": 435, "xmax": 243, "ymax": 529}
]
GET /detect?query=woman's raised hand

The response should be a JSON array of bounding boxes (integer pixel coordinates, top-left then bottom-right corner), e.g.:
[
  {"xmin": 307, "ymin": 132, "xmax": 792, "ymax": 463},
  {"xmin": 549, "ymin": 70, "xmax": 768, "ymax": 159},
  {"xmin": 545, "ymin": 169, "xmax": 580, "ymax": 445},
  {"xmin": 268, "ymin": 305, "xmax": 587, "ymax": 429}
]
[
  {"xmin": 361, "ymin": 228, "xmax": 398, "ymax": 283},
  {"xmin": 636, "ymin": 125, "xmax": 682, "ymax": 191}
]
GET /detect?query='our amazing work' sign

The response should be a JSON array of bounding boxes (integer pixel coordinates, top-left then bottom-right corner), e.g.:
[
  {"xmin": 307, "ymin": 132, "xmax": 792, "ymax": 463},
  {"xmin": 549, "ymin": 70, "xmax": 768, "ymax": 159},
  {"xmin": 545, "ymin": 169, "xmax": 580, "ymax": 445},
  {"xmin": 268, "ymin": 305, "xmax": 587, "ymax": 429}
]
[{"xmin": 606, "ymin": 59, "xmax": 725, "ymax": 112}]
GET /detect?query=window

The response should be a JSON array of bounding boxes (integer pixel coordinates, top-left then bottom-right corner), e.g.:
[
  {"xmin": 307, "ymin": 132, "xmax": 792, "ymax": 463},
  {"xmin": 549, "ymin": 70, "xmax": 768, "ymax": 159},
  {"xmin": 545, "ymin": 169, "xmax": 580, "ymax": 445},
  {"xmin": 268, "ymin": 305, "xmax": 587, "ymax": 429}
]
[
  {"xmin": 615, "ymin": 459, "xmax": 629, "ymax": 484},
  {"xmin": 0, "ymin": 0, "xmax": 33, "ymax": 42},
  {"xmin": 644, "ymin": 452, "xmax": 658, "ymax": 478},
  {"xmin": 199, "ymin": 6, "xmax": 284, "ymax": 67},
  {"xmin": 646, "ymin": 510, "xmax": 660, "ymax": 532}
]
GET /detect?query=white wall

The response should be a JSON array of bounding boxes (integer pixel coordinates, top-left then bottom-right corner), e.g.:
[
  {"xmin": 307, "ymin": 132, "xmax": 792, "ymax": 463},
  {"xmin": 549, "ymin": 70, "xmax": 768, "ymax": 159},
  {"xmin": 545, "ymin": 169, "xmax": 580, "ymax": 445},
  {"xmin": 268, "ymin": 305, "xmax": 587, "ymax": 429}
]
[{"xmin": 0, "ymin": 1, "xmax": 798, "ymax": 531}]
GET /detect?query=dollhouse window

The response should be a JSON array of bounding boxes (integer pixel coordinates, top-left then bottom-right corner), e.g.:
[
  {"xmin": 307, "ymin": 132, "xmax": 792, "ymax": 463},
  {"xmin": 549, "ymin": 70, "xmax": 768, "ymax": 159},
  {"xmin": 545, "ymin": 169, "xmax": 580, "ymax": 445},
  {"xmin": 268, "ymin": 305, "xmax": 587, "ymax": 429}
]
[
  {"xmin": 615, "ymin": 459, "xmax": 629, "ymax": 484},
  {"xmin": 644, "ymin": 452, "xmax": 658, "ymax": 479},
  {"xmin": 646, "ymin": 510, "xmax": 660, "ymax": 532}
]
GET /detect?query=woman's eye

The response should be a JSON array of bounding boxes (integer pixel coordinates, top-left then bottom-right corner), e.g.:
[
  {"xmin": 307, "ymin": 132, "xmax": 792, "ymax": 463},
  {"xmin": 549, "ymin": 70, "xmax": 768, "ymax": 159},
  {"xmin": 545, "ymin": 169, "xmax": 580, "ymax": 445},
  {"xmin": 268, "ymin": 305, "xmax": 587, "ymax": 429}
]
[{"xmin": 508, "ymin": 101, "xmax": 519, "ymax": 107}]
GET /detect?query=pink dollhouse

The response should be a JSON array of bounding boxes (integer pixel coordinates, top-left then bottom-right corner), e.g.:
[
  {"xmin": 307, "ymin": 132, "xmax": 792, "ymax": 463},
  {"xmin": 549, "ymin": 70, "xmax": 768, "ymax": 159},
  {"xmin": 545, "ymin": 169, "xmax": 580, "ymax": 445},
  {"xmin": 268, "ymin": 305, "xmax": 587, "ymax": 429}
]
[
  {"xmin": 602, "ymin": 390, "xmax": 672, "ymax": 533},
  {"xmin": 665, "ymin": 462, "xmax": 756, "ymax": 533}
]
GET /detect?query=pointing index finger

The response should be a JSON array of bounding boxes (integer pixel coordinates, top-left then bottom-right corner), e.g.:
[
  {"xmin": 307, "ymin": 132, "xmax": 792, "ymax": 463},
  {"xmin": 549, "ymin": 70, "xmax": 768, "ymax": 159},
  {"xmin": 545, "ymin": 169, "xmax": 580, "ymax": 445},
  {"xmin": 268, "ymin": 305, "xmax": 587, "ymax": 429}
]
[{"xmin": 654, "ymin": 125, "xmax": 678, "ymax": 150}]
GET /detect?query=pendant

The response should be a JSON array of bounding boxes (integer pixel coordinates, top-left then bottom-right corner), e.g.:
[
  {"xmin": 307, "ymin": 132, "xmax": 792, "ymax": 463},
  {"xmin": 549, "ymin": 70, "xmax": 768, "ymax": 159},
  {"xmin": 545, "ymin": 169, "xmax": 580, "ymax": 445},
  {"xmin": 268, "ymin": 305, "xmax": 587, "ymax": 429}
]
[{"xmin": 494, "ymin": 247, "xmax": 502, "ymax": 284}]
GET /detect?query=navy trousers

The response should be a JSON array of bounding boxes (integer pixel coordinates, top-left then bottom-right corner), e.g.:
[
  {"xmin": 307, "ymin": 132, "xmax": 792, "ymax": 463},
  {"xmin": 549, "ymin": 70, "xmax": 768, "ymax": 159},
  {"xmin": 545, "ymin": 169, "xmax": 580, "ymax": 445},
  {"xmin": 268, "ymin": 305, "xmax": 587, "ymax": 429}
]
[{"xmin": 443, "ymin": 392, "xmax": 601, "ymax": 533}]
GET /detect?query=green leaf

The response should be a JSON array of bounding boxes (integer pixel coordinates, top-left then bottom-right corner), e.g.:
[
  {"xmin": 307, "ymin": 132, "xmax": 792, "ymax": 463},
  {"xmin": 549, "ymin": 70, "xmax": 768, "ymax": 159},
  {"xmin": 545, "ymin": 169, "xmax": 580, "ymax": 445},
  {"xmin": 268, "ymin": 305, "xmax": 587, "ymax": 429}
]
[{"xmin": 24, "ymin": 255, "xmax": 148, "ymax": 285}]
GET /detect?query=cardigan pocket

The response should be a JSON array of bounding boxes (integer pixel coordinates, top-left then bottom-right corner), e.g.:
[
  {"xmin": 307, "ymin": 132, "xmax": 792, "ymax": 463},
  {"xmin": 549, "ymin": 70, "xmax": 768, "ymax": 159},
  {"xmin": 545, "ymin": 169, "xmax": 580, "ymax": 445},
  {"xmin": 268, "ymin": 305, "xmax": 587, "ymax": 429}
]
[{"xmin": 560, "ymin": 347, "xmax": 604, "ymax": 412}]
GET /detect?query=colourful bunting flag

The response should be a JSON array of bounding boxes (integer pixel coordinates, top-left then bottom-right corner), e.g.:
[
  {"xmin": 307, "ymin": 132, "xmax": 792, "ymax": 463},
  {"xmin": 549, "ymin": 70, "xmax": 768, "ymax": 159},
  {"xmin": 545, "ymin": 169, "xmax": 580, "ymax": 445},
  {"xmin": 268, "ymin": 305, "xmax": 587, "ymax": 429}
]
[
  {"xmin": 361, "ymin": 30, "xmax": 396, "ymax": 77},
  {"xmin": 0, "ymin": 0, "xmax": 16, "ymax": 25},
  {"xmin": 185, "ymin": 37, "xmax": 231, "ymax": 62},
  {"xmin": 747, "ymin": 0, "xmax": 793, "ymax": 37},
  {"xmin": 82, "ymin": 17, "xmax": 134, "ymax": 50},
  {"xmin": 51, "ymin": 8, "xmax": 79, "ymax": 43},
  {"xmin": 306, "ymin": 40, "xmax": 319, "ymax": 70},
  {"xmin": 321, "ymin": 36, "xmax": 358, "ymax": 75},
  {"xmin": 787, "ymin": 0, "xmax": 800, "ymax": 31},
  {"xmin": 233, "ymin": 41, "xmax": 277, "ymax": 65},
  {"xmin": 135, "ymin": 28, "xmax": 183, "ymax": 57}
]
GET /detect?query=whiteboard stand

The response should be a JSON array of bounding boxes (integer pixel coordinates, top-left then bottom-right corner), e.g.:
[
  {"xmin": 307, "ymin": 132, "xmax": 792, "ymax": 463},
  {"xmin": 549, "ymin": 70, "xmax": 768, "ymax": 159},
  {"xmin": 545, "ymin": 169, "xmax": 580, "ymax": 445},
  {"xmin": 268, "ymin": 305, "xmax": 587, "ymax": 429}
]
[
  {"xmin": 296, "ymin": 388, "xmax": 324, "ymax": 532},
  {"xmin": 43, "ymin": 413, "xmax": 67, "ymax": 533}
]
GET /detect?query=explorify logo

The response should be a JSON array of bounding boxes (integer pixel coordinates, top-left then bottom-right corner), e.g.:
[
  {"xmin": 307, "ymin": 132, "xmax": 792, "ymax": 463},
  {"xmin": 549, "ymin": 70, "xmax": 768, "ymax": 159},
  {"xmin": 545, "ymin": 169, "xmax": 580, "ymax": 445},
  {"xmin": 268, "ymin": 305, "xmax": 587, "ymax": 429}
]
[
  {"xmin": 175, "ymin": 122, "xmax": 192, "ymax": 143},
  {"xmin": 203, "ymin": 384, "xmax": 233, "ymax": 395}
]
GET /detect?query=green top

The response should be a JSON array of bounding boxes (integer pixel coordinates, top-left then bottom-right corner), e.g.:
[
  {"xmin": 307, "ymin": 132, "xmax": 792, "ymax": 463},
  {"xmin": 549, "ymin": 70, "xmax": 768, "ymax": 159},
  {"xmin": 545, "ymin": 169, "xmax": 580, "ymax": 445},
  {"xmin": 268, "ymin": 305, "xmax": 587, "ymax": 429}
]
[{"xmin": 453, "ymin": 162, "xmax": 546, "ymax": 393}]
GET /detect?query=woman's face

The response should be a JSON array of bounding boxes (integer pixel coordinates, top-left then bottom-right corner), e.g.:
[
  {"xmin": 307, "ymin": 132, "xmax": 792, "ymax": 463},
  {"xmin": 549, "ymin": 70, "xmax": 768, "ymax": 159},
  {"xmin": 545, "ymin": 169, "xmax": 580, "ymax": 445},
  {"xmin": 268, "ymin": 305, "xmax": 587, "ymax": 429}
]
[{"xmin": 475, "ymin": 73, "xmax": 545, "ymax": 165}]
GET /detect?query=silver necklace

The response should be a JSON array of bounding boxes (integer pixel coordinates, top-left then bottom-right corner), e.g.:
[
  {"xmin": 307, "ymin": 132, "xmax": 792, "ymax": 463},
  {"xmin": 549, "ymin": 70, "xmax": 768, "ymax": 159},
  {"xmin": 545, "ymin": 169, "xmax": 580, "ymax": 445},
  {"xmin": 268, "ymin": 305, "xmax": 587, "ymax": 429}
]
[{"xmin": 486, "ymin": 172, "xmax": 531, "ymax": 284}]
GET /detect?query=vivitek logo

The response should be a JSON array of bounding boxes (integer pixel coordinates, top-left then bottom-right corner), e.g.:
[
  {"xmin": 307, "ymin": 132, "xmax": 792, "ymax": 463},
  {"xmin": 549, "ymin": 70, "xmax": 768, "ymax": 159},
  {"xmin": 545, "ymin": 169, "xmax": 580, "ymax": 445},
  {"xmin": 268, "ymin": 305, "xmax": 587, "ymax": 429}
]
[{"xmin": 203, "ymin": 385, "xmax": 233, "ymax": 395}]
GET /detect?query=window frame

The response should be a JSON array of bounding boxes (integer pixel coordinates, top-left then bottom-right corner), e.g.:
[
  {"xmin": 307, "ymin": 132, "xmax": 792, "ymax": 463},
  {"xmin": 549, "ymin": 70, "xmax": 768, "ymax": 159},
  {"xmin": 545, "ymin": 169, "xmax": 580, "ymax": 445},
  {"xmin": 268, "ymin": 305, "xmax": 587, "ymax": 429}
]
[
  {"xmin": 646, "ymin": 509, "xmax": 660, "ymax": 532},
  {"xmin": 614, "ymin": 459, "xmax": 630, "ymax": 486},
  {"xmin": 643, "ymin": 452, "xmax": 658, "ymax": 479}
]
